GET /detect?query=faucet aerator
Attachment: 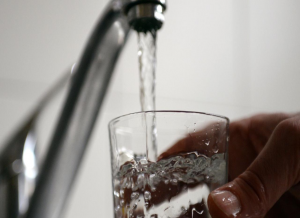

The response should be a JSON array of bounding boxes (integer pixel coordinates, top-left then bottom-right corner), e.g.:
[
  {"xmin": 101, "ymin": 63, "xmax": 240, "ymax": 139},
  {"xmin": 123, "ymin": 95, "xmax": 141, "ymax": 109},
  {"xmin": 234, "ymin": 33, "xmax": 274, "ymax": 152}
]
[{"xmin": 126, "ymin": 1, "xmax": 166, "ymax": 32}]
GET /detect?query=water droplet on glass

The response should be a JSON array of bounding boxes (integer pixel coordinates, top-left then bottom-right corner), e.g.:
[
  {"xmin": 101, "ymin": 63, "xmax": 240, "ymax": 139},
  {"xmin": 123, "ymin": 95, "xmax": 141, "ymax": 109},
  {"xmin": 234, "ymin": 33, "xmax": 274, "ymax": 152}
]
[
  {"xmin": 205, "ymin": 141, "xmax": 210, "ymax": 146},
  {"xmin": 171, "ymin": 179, "xmax": 178, "ymax": 184},
  {"xmin": 164, "ymin": 179, "xmax": 169, "ymax": 184},
  {"xmin": 120, "ymin": 199, "xmax": 125, "ymax": 206},
  {"xmin": 160, "ymin": 171, "xmax": 166, "ymax": 176},
  {"xmin": 151, "ymin": 187, "xmax": 156, "ymax": 192},
  {"xmin": 187, "ymin": 178, "xmax": 195, "ymax": 184},
  {"xmin": 212, "ymin": 147, "xmax": 219, "ymax": 153}
]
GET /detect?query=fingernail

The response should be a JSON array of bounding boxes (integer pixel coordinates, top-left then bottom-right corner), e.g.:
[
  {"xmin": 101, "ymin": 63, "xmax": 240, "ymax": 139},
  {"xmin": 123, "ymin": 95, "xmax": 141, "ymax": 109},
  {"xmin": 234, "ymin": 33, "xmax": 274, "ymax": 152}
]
[{"xmin": 211, "ymin": 190, "xmax": 241, "ymax": 217}]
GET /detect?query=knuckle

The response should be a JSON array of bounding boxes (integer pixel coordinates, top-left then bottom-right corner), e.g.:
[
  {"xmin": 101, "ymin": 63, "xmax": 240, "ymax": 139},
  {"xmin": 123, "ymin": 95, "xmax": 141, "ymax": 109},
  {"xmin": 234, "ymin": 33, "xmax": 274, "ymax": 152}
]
[
  {"xmin": 272, "ymin": 112, "xmax": 290, "ymax": 120},
  {"xmin": 276, "ymin": 117, "xmax": 300, "ymax": 136},
  {"xmin": 235, "ymin": 171, "xmax": 269, "ymax": 215},
  {"xmin": 248, "ymin": 113, "xmax": 290, "ymax": 134},
  {"xmin": 275, "ymin": 117, "xmax": 300, "ymax": 184}
]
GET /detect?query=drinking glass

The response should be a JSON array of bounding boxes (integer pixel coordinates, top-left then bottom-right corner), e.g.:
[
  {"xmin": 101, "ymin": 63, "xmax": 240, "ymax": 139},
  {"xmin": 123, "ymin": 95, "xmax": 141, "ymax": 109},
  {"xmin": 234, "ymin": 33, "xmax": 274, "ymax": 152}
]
[{"xmin": 109, "ymin": 111, "xmax": 229, "ymax": 218}]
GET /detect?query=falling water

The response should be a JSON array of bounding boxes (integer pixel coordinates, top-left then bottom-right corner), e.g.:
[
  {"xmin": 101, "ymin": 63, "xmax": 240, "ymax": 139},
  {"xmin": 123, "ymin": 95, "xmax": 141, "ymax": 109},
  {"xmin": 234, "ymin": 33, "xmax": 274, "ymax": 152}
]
[
  {"xmin": 138, "ymin": 30, "xmax": 158, "ymax": 161},
  {"xmin": 138, "ymin": 30, "xmax": 157, "ymax": 111}
]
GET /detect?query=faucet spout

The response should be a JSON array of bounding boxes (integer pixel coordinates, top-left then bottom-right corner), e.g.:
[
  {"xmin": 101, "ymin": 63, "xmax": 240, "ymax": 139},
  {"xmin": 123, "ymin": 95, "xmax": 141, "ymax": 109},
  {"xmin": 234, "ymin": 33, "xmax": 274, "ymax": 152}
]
[{"xmin": 126, "ymin": 0, "xmax": 167, "ymax": 32}]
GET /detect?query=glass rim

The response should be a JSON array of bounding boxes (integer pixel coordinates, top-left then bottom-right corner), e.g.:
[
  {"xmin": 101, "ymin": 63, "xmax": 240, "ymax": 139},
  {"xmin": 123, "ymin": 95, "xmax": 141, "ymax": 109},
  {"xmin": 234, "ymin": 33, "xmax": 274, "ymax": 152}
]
[{"xmin": 108, "ymin": 110, "xmax": 230, "ymax": 127}]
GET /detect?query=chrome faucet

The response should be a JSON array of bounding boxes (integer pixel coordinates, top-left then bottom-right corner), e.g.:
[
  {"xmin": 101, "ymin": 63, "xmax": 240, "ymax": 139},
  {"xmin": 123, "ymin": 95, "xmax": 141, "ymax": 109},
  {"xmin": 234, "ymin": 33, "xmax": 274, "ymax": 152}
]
[{"xmin": 0, "ymin": 0, "xmax": 166, "ymax": 217}]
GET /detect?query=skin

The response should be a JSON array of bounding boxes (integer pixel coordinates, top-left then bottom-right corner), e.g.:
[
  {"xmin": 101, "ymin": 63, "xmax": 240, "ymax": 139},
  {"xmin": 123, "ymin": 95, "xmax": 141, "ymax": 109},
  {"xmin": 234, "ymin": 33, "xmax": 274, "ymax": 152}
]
[{"xmin": 159, "ymin": 113, "xmax": 300, "ymax": 218}]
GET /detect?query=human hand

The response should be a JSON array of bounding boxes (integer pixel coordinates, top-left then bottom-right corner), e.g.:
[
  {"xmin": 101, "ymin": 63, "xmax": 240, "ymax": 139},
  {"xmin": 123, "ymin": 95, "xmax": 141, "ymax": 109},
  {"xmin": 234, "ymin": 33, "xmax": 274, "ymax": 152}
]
[{"xmin": 208, "ymin": 113, "xmax": 300, "ymax": 218}]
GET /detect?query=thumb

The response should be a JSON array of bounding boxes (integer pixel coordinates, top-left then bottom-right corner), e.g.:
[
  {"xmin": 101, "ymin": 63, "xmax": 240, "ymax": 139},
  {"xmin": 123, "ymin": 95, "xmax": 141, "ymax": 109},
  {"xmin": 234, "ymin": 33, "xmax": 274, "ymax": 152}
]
[{"xmin": 208, "ymin": 117, "xmax": 300, "ymax": 218}]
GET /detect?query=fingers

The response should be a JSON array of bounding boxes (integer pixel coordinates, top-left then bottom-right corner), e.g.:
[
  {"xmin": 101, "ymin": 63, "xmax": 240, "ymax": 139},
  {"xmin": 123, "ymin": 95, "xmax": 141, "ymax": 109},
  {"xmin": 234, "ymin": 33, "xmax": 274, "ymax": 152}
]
[
  {"xmin": 246, "ymin": 112, "xmax": 291, "ymax": 153},
  {"xmin": 208, "ymin": 115, "xmax": 300, "ymax": 218},
  {"xmin": 228, "ymin": 112, "xmax": 291, "ymax": 180}
]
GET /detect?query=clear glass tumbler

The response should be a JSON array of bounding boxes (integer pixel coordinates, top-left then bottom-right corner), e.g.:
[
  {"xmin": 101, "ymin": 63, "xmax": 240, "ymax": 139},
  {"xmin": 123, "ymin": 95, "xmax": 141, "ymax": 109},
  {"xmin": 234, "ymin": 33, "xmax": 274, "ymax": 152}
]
[{"xmin": 109, "ymin": 111, "xmax": 229, "ymax": 218}]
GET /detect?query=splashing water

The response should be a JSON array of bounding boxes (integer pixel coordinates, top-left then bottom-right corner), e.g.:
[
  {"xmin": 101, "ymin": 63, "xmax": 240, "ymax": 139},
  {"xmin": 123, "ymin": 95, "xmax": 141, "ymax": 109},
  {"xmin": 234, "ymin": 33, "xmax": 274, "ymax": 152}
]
[{"xmin": 113, "ymin": 152, "xmax": 226, "ymax": 218}]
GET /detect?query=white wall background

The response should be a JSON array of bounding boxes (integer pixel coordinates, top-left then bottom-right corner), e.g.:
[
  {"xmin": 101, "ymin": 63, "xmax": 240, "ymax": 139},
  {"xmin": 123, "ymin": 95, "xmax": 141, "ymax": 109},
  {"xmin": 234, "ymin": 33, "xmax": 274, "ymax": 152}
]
[{"xmin": 0, "ymin": 0, "xmax": 300, "ymax": 217}]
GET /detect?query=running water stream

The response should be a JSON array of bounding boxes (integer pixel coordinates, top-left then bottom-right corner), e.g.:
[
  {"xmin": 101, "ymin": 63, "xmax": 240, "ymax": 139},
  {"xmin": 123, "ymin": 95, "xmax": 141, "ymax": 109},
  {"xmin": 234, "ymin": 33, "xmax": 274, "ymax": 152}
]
[
  {"xmin": 138, "ymin": 30, "xmax": 158, "ymax": 161},
  {"xmin": 112, "ymin": 30, "xmax": 227, "ymax": 218}
]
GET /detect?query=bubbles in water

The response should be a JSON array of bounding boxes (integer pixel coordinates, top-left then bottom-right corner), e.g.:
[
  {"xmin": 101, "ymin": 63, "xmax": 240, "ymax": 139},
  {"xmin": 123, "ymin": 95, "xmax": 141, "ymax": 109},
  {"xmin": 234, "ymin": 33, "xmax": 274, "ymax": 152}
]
[
  {"xmin": 126, "ymin": 180, "xmax": 132, "ymax": 188},
  {"xmin": 120, "ymin": 189, "xmax": 124, "ymax": 198},
  {"xmin": 114, "ymin": 153, "xmax": 226, "ymax": 216},
  {"xmin": 114, "ymin": 190, "xmax": 119, "ymax": 197},
  {"xmin": 137, "ymin": 174, "xmax": 145, "ymax": 183},
  {"xmin": 131, "ymin": 192, "xmax": 140, "ymax": 200},
  {"xmin": 171, "ymin": 179, "xmax": 178, "ymax": 185},
  {"xmin": 181, "ymin": 206, "xmax": 187, "ymax": 214},
  {"xmin": 115, "ymin": 205, "xmax": 120, "ymax": 212},
  {"xmin": 144, "ymin": 191, "xmax": 151, "ymax": 201},
  {"xmin": 159, "ymin": 170, "xmax": 166, "ymax": 177},
  {"xmin": 187, "ymin": 178, "xmax": 195, "ymax": 184},
  {"xmin": 139, "ymin": 158, "xmax": 148, "ymax": 165}
]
